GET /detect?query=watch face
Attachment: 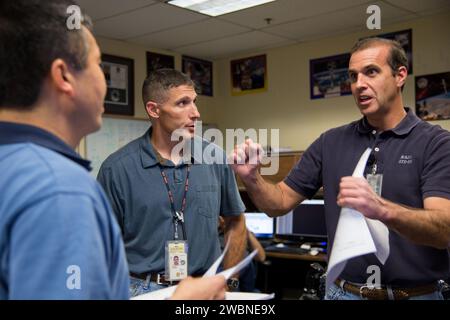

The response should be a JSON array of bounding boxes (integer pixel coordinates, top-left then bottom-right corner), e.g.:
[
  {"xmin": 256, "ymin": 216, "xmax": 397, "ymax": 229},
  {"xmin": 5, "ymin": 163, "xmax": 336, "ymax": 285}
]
[{"xmin": 227, "ymin": 279, "xmax": 239, "ymax": 289}]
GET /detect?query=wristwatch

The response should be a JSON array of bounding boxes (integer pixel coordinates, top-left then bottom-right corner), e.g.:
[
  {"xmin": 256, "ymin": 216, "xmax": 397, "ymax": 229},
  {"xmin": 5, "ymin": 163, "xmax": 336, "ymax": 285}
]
[{"xmin": 227, "ymin": 278, "xmax": 239, "ymax": 291}]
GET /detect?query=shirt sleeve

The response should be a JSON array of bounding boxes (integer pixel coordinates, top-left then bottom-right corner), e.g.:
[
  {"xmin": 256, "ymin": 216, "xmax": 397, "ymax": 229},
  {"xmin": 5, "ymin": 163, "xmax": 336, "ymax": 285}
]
[
  {"xmin": 8, "ymin": 192, "xmax": 127, "ymax": 299},
  {"xmin": 421, "ymin": 129, "xmax": 450, "ymax": 200},
  {"xmin": 97, "ymin": 165, "xmax": 125, "ymax": 232},
  {"xmin": 219, "ymin": 163, "xmax": 246, "ymax": 216},
  {"xmin": 284, "ymin": 134, "xmax": 323, "ymax": 199}
]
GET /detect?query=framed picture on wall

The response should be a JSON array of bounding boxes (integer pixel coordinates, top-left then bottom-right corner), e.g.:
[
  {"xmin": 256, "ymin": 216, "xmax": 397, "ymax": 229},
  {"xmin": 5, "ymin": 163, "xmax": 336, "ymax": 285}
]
[
  {"xmin": 310, "ymin": 53, "xmax": 351, "ymax": 99},
  {"xmin": 182, "ymin": 55, "xmax": 213, "ymax": 96},
  {"xmin": 146, "ymin": 51, "xmax": 175, "ymax": 76},
  {"xmin": 230, "ymin": 54, "xmax": 267, "ymax": 96},
  {"xmin": 415, "ymin": 71, "xmax": 450, "ymax": 121},
  {"xmin": 101, "ymin": 54, "xmax": 134, "ymax": 116},
  {"xmin": 363, "ymin": 29, "xmax": 413, "ymax": 74}
]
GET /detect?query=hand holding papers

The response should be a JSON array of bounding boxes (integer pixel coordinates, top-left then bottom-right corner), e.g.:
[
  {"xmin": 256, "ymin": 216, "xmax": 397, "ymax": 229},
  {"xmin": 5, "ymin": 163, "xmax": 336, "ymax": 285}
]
[
  {"xmin": 325, "ymin": 148, "xmax": 390, "ymax": 292},
  {"xmin": 132, "ymin": 239, "xmax": 274, "ymax": 300}
]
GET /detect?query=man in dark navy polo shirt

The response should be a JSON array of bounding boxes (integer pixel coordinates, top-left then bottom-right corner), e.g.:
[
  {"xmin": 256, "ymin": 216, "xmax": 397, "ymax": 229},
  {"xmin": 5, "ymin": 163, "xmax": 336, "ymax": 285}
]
[
  {"xmin": 98, "ymin": 69, "xmax": 247, "ymax": 297},
  {"xmin": 0, "ymin": 0, "xmax": 226, "ymax": 300},
  {"xmin": 232, "ymin": 37, "xmax": 450, "ymax": 300}
]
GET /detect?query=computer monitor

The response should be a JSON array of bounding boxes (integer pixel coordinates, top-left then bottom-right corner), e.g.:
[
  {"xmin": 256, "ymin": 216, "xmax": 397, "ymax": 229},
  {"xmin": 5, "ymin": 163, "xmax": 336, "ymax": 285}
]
[
  {"xmin": 244, "ymin": 212, "xmax": 274, "ymax": 239},
  {"xmin": 276, "ymin": 199, "xmax": 327, "ymax": 243}
]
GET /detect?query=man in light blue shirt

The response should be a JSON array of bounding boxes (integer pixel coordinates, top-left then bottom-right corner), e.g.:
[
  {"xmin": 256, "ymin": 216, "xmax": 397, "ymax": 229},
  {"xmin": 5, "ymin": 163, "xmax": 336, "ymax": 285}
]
[{"xmin": 0, "ymin": 0, "xmax": 225, "ymax": 299}]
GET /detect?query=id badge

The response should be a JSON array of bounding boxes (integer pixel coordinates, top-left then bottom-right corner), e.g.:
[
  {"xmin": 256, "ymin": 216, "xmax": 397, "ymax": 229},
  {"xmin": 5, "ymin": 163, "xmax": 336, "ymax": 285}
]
[
  {"xmin": 367, "ymin": 174, "xmax": 383, "ymax": 196},
  {"xmin": 165, "ymin": 240, "xmax": 188, "ymax": 281}
]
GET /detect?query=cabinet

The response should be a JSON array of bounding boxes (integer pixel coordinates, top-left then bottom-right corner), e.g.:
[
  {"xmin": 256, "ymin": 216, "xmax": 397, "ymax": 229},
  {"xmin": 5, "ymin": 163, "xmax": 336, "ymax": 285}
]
[
  {"xmin": 235, "ymin": 151, "xmax": 303, "ymax": 189},
  {"xmin": 236, "ymin": 151, "xmax": 323, "ymax": 198}
]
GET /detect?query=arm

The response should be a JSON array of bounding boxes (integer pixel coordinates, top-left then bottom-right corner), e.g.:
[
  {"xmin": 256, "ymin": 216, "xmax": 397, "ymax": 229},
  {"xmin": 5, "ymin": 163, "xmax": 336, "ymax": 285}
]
[
  {"xmin": 171, "ymin": 275, "xmax": 226, "ymax": 300},
  {"xmin": 9, "ymin": 192, "xmax": 122, "ymax": 299},
  {"xmin": 247, "ymin": 230, "xmax": 266, "ymax": 262},
  {"xmin": 222, "ymin": 214, "xmax": 247, "ymax": 270},
  {"xmin": 231, "ymin": 139, "xmax": 305, "ymax": 216},
  {"xmin": 338, "ymin": 177, "xmax": 450, "ymax": 249}
]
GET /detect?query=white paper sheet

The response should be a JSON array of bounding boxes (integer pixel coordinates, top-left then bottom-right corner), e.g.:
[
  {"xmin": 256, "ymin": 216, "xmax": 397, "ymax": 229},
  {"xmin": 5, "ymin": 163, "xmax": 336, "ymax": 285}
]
[
  {"xmin": 131, "ymin": 287, "xmax": 275, "ymax": 301},
  {"xmin": 225, "ymin": 292, "xmax": 275, "ymax": 300},
  {"xmin": 203, "ymin": 238, "xmax": 230, "ymax": 277},
  {"xmin": 131, "ymin": 249, "xmax": 268, "ymax": 300},
  {"xmin": 217, "ymin": 250, "xmax": 258, "ymax": 280},
  {"xmin": 325, "ymin": 148, "xmax": 390, "ymax": 292}
]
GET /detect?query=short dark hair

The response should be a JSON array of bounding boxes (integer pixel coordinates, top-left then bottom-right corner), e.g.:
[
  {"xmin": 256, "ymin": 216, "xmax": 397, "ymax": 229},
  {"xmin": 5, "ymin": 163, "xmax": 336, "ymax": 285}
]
[
  {"xmin": 350, "ymin": 37, "xmax": 408, "ymax": 76},
  {"xmin": 142, "ymin": 69, "xmax": 195, "ymax": 106},
  {"xmin": 0, "ymin": 0, "xmax": 93, "ymax": 109}
]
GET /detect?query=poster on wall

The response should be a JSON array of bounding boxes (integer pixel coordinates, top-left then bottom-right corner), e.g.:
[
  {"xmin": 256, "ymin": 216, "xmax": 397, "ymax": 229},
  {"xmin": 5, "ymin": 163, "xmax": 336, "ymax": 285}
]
[
  {"xmin": 101, "ymin": 54, "xmax": 134, "ymax": 116},
  {"xmin": 182, "ymin": 56, "xmax": 213, "ymax": 96},
  {"xmin": 365, "ymin": 29, "xmax": 413, "ymax": 74},
  {"xmin": 230, "ymin": 54, "xmax": 267, "ymax": 96},
  {"xmin": 146, "ymin": 51, "xmax": 175, "ymax": 76},
  {"xmin": 415, "ymin": 71, "xmax": 450, "ymax": 121},
  {"xmin": 309, "ymin": 53, "xmax": 351, "ymax": 100}
]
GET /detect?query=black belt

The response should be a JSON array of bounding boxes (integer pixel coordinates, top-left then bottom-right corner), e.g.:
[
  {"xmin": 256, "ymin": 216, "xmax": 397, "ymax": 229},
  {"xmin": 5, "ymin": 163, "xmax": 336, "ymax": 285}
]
[
  {"xmin": 335, "ymin": 278, "xmax": 438, "ymax": 300},
  {"xmin": 130, "ymin": 272, "xmax": 180, "ymax": 286}
]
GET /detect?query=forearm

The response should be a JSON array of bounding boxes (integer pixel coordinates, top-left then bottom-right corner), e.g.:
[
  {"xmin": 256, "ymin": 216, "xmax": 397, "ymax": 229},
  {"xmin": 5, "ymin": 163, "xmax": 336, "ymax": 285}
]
[
  {"xmin": 381, "ymin": 199, "xmax": 450, "ymax": 249},
  {"xmin": 223, "ymin": 215, "xmax": 247, "ymax": 269},
  {"xmin": 248, "ymin": 231, "xmax": 266, "ymax": 262},
  {"xmin": 241, "ymin": 172, "xmax": 294, "ymax": 216}
]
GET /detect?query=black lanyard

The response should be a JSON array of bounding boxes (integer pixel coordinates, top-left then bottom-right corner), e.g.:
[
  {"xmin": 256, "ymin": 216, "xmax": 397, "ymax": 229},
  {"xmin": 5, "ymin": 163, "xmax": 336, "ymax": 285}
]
[{"xmin": 159, "ymin": 165, "xmax": 191, "ymax": 240}]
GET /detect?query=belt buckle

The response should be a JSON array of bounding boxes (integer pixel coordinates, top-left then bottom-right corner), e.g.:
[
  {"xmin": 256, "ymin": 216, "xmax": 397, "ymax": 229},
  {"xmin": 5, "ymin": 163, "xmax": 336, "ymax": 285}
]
[
  {"xmin": 156, "ymin": 273, "xmax": 164, "ymax": 285},
  {"xmin": 359, "ymin": 284, "xmax": 371, "ymax": 299}
]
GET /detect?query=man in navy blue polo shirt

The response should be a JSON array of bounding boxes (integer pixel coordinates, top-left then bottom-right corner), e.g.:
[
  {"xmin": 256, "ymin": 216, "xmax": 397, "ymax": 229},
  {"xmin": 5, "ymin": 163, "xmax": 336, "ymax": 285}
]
[
  {"xmin": 232, "ymin": 38, "xmax": 450, "ymax": 300},
  {"xmin": 97, "ymin": 69, "xmax": 247, "ymax": 297},
  {"xmin": 0, "ymin": 0, "xmax": 226, "ymax": 300}
]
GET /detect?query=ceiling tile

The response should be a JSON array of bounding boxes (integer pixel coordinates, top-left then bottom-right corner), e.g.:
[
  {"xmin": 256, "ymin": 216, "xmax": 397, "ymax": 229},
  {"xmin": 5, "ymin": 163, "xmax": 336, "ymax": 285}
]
[
  {"xmin": 386, "ymin": 0, "xmax": 450, "ymax": 15},
  {"xmin": 77, "ymin": 0, "xmax": 156, "ymax": 20},
  {"xmin": 175, "ymin": 31, "xmax": 295, "ymax": 59},
  {"xmin": 263, "ymin": 1, "xmax": 412, "ymax": 41},
  {"xmin": 130, "ymin": 18, "xmax": 251, "ymax": 50},
  {"xmin": 93, "ymin": 3, "xmax": 207, "ymax": 40},
  {"xmin": 219, "ymin": 0, "xmax": 370, "ymax": 29}
]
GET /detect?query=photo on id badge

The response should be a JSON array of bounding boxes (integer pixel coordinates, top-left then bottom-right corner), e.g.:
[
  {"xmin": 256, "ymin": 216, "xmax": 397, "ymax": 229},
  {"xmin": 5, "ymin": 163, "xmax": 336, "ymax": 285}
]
[{"xmin": 166, "ymin": 241, "xmax": 188, "ymax": 281}]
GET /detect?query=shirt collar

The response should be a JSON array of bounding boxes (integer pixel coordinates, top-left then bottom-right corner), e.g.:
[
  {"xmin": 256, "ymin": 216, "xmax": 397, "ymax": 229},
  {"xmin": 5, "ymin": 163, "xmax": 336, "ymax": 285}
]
[
  {"xmin": 139, "ymin": 127, "xmax": 199, "ymax": 168},
  {"xmin": 0, "ymin": 121, "xmax": 92, "ymax": 171},
  {"xmin": 357, "ymin": 107, "xmax": 420, "ymax": 136}
]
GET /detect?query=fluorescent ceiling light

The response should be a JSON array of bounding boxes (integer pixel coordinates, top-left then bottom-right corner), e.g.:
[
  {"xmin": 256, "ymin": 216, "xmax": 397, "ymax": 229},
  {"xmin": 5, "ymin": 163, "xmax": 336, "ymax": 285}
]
[{"xmin": 167, "ymin": 0, "xmax": 276, "ymax": 17}]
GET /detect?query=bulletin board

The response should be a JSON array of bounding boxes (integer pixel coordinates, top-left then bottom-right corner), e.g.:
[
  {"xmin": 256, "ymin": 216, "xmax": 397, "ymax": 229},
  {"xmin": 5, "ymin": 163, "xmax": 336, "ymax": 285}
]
[{"xmin": 84, "ymin": 116, "xmax": 150, "ymax": 177}]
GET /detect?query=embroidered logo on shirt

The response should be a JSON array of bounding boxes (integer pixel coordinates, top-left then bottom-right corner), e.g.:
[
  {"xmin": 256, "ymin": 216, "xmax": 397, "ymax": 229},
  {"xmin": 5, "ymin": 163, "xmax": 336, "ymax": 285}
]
[{"xmin": 398, "ymin": 154, "xmax": 413, "ymax": 165}]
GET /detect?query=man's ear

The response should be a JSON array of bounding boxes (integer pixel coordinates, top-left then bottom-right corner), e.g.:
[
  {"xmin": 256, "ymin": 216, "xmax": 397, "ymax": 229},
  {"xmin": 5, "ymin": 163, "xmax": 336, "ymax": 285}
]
[
  {"xmin": 145, "ymin": 101, "xmax": 160, "ymax": 119},
  {"xmin": 50, "ymin": 59, "xmax": 75, "ymax": 96},
  {"xmin": 395, "ymin": 65, "xmax": 408, "ymax": 89}
]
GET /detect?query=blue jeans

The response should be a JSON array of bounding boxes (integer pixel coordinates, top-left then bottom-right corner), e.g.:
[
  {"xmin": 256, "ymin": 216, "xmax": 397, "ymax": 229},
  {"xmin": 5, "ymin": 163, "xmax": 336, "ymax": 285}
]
[
  {"xmin": 325, "ymin": 282, "xmax": 444, "ymax": 300},
  {"xmin": 129, "ymin": 275, "xmax": 167, "ymax": 297}
]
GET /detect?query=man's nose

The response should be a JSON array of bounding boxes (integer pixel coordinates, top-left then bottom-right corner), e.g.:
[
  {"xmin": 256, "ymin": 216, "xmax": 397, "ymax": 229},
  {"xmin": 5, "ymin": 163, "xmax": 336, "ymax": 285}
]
[
  {"xmin": 355, "ymin": 73, "xmax": 367, "ymax": 89},
  {"xmin": 191, "ymin": 103, "xmax": 200, "ymax": 119}
]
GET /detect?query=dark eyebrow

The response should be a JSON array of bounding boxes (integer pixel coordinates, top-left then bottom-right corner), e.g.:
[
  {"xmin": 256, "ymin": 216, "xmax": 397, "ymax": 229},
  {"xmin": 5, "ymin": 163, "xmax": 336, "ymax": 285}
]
[
  {"xmin": 348, "ymin": 64, "xmax": 380, "ymax": 74},
  {"xmin": 174, "ymin": 96, "xmax": 192, "ymax": 104},
  {"xmin": 363, "ymin": 64, "xmax": 381, "ymax": 71}
]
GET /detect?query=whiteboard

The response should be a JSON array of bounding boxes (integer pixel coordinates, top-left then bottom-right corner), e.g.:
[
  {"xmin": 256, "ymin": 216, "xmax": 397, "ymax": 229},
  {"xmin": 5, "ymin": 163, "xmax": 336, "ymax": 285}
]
[{"xmin": 85, "ymin": 116, "xmax": 150, "ymax": 177}]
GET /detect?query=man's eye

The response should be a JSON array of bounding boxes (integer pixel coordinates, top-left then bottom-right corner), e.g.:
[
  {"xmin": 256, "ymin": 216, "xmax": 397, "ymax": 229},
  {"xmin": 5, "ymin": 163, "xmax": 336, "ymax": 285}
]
[
  {"xmin": 349, "ymin": 73, "xmax": 357, "ymax": 82},
  {"xmin": 367, "ymin": 68, "xmax": 377, "ymax": 76}
]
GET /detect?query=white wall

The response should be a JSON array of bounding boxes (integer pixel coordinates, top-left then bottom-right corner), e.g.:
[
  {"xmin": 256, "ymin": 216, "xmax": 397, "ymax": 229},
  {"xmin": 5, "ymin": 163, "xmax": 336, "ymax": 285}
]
[
  {"xmin": 213, "ymin": 11, "xmax": 450, "ymax": 150},
  {"xmin": 93, "ymin": 11, "xmax": 450, "ymax": 152}
]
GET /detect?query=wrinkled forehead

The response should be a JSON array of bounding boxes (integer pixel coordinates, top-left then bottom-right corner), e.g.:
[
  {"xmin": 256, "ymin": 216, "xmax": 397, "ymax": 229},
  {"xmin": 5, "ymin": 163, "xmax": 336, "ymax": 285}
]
[
  {"xmin": 349, "ymin": 44, "xmax": 390, "ymax": 70},
  {"xmin": 165, "ymin": 84, "xmax": 197, "ymax": 100}
]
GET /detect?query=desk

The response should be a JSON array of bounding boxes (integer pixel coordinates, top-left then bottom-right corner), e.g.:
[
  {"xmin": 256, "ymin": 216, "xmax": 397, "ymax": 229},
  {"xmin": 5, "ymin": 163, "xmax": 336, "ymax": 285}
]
[
  {"xmin": 256, "ymin": 250, "xmax": 327, "ymax": 299},
  {"xmin": 266, "ymin": 251, "xmax": 327, "ymax": 262}
]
